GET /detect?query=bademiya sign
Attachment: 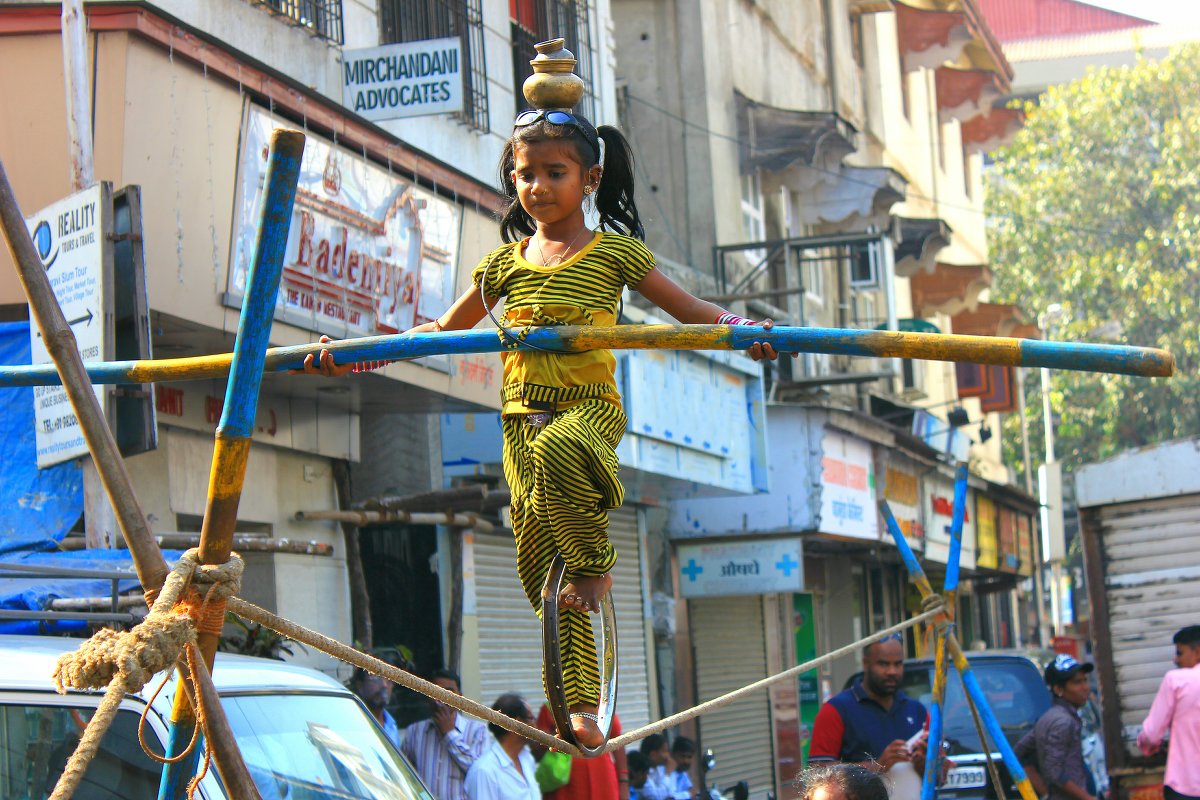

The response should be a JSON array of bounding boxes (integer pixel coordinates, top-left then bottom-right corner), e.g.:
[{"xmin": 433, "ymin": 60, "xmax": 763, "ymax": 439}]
[
  {"xmin": 227, "ymin": 105, "xmax": 462, "ymax": 336},
  {"xmin": 342, "ymin": 37, "xmax": 463, "ymax": 121}
]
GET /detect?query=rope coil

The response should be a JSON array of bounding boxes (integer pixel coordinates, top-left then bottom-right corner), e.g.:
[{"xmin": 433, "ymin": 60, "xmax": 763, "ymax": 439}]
[{"xmin": 46, "ymin": 549, "xmax": 244, "ymax": 800}]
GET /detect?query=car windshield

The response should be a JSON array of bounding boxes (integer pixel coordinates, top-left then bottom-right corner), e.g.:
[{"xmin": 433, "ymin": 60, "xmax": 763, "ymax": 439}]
[
  {"xmin": 221, "ymin": 693, "xmax": 434, "ymax": 800},
  {"xmin": 899, "ymin": 661, "xmax": 1050, "ymax": 755}
]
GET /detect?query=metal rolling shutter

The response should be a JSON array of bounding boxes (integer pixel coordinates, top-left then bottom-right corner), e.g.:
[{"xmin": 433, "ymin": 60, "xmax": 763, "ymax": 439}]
[
  {"xmin": 692, "ymin": 595, "xmax": 774, "ymax": 799},
  {"xmin": 607, "ymin": 508, "xmax": 653, "ymax": 732},
  {"xmin": 473, "ymin": 507, "xmax": 653, "ymax": 731},
  {"xmin": 1098, "ymin": 494, "xmax": 1200, "ymax": 753}
]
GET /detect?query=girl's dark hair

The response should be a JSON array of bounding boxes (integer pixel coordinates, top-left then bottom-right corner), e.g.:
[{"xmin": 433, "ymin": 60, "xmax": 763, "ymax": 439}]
[
  {"xmin": 498, "ymin": 113, "xmax": 645, "ymax": 243},
  {"xmin": 797, "ymin": 764, "xmax": 888, "ymax": 800}
]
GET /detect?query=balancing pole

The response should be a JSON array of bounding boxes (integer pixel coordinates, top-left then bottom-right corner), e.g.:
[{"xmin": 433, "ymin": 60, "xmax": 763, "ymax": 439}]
[
  {"xmin": 0, "ymin": 324, "xmax": 1175, "ymax": 388},
  {"xmin": 158, "ymin": 128, "xmax": 304, "ymax": 799},
  {"xmin": 880, "ymin": 500, "xmax": 1038, "ymax": 800}
]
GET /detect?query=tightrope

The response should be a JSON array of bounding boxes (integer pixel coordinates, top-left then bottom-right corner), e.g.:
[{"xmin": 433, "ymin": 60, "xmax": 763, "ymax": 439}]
[{"xmin": 225, "ymin": 595, "xmax": 944, "ymax": 757}]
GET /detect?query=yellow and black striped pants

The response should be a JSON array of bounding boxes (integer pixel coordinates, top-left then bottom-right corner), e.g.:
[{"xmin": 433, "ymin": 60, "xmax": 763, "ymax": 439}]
[{"xmin": 502, "ymin": 398, "xmax": 627, "ymax": 706}]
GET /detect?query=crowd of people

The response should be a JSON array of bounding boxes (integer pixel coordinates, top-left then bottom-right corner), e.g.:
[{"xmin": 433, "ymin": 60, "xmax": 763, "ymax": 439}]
[{"xmin": 348, "ymin": 623, "xmax": 1200, "ymax": 800}]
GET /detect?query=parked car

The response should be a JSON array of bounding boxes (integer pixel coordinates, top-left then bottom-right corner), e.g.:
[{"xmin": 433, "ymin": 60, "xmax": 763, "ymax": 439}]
[
  {"xmin": 0, "ymin": 634, "xmax": 434, "ymax": 800},
  {"xmin": 847, "ymin": 652, "xmax": 1052, "ymax": 800}
]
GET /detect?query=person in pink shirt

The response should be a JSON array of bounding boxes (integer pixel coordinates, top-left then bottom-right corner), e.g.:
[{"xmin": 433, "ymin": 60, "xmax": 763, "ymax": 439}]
[{"xmin": 1138, "ymin": 625, "xmax": 1200, "ymax": 800}]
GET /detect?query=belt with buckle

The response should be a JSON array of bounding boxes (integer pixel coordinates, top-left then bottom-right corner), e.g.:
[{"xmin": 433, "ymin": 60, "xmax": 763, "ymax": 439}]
[{"xmin": 502, "ymin": 382, "xmax": 611, "ymax": 412}]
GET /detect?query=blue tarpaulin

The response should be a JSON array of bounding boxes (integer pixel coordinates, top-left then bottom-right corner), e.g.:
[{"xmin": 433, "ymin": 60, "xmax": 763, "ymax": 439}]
[
  {"xmin": 0, "ymin": 548, "xmax": 184, "ymax": 634},
  {"xmin": 0, "ymin": 321, "xmax": 83, "ymax": 553}
]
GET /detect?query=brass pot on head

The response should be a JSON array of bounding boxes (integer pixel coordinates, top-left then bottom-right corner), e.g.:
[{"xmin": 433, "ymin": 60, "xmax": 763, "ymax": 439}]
[{"xmin": 522, "ymin": 38, "xmax": 585, "ymax": 110}]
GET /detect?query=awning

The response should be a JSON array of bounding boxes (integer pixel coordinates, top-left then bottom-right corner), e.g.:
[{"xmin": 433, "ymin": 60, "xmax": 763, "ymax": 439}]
[
  {"xmin": 793, "ymin": 166, "xmax": 907, "ymax": 228},
  {"xmin": 962, "ymin": 106, "xmax": 1025, "ymax": 155},
  {"xmin": 910, "ymin": 262, "xmax": 992, "ymax": 315},
  {"xmin": 893, "ymin": 216, "xmax": 952, "ymax": 276},
  {"xmin": 894, "ymin": 0, "xmax": 1013, "ymax": 84},
  {"xmin": 935, "ymin": 66, "xmax": 1004, "ymax": 124},
  {"xmin": 737, "ymin": 91, "xmax": 858, "ymax": 176}
]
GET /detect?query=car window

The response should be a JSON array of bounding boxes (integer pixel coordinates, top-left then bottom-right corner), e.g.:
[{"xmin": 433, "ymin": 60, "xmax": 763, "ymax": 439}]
[
  {"xmin": 900, "ymin": 661, "xmax": 1050, "ymax": 754},
  {"xmin": 0, "ymin": 703, "xmax": 164, "ymax": 799},
  {"xmin": 221, "ymin": 692, "xmax": 434, "ymax": 800}
]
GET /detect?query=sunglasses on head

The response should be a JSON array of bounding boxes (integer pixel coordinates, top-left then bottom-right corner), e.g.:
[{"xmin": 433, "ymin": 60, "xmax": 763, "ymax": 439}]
[{"xmin": 513, "ymin": 109, "xmax": 601, "ymax": 161}]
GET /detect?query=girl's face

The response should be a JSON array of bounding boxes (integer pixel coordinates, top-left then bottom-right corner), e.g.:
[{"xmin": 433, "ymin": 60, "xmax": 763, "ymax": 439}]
[{"xmin": 511, "ymin": 139, "xmax": 601, "ymax": 228}]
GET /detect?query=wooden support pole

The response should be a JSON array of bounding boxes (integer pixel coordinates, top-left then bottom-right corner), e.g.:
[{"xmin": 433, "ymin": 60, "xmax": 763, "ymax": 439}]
[
  {"xmin": 295, "ymin": 508, "xmax": 495, "ymax": 534},
  {"xmin": 334, "ymin": 459, "xmax": 373, "ymax": 650},
  {"xmin": 0, "ymin": 162, "xmax": 261, "ymax": 798}
]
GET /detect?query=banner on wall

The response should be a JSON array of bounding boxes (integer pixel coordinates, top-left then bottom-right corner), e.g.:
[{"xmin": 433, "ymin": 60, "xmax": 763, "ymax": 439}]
[
  {"xmin": 819, "ymin": 431, "xmax": 877, "ymax": 540},
  {"xmin": 922, "ymin": 473, "xmax": 976, "ymax": 567},
  {"xmin": 881, "ymin": 457, "xmax": 923, "ymax": 553},
  {"xmin": 227, "ymin": 105, "xmax": 462, "ymax": 338},
  {"xmin": 976, "ymin": 495, "xmax": 998, "ymax": 569}
]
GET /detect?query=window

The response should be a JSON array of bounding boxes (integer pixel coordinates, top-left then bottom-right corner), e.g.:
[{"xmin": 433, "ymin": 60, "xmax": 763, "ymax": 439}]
[
  {"xmin": 850, "ymin": 242, "xmax": 879, "ymax": 287},
  {"xmin": 257, "ymin": 0, "xmax": 344, "ymax": 44},
  {"xmin": 902, "ymin": 358, "xmax": 925, "ymax": 394},
  {"xmin": 796, "ymin": 247, "xmax": 825, "ymax": 305},
  {"xmin": 511, "ymin": 0, "xmax": 597, "ymax": 121},
  {"xmin": 381, "ymin": 0, "xmax": 490, "ymax": 131},
  {"xmin": 0, "ymin": 704, "xmax": 164, "ymax": 798},
  {"xmin": 740, "ymin": 171, "xmax": 766, "ymax": 264}
]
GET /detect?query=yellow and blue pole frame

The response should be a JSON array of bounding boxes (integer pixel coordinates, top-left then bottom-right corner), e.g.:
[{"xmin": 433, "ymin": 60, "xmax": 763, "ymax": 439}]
[
  {"xmin": 0, "ymin": 325, "xmax": 1175, "ymax": 388},
  {"xmin": 922, "ymin": 463, "xmax": 968, "ymax": 800},
  {"xmin": 880, "ymin": 499, "xmax": 1038, "ymax": 800},
  {"xmin": 158, "ymin": 128, "xmax": 305, "ymax": 800}
]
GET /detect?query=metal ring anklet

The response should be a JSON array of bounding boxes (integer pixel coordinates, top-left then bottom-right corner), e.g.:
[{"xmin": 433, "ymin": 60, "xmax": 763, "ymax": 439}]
[{"xmin": 541, "ymin": 553, "xmax": 618, "ymax": 757}]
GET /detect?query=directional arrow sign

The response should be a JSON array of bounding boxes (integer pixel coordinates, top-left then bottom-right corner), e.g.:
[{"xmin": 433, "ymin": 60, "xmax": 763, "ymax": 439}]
[{"xmin": 26, "ymin": 184, "xmax": 108, "ymax": 467}]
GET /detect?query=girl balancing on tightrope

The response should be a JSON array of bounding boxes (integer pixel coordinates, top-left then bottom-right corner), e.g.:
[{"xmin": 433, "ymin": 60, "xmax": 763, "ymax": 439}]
[{"xmin": 303, "ymin": 110, "xmax": 786, "ymax": 747}]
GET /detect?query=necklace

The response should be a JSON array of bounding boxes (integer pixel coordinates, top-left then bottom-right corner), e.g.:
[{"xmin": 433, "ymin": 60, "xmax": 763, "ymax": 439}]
[{"xmin": 534, "ymin": 226, "xmax": 591, "ymax": 267}]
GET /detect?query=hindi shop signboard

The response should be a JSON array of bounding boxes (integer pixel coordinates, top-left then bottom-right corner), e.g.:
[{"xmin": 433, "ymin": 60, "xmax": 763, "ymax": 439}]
[
  {"xmin": 678, "ymin": 538, "xmax": 803, "ymax": 599},
  {"xmin": 26, "ymin": 184, "xmax": 110, "ymax": 468},
  {"xmin": 342, "ymin": 38, "xmax": 463, "ymax": 121},
  {"xmin": 227, "ymin": 105, "xmax": 462, "ymax": 337},
  {"xmin": 819, "ymin": 431, "xmax": 877, "ymax": 540}
]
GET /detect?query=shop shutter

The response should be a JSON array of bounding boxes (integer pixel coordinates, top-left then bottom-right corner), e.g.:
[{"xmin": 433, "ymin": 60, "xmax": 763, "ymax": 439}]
[
  {"xmin": 1097, "ymin": 494, "xmax": 1200, "ymax": 755},
  {"xmin": 691, "ymin": 595, "xmax": 775, "ymax": 799},
  {"xmin": 473, "ymin": 507, "xmax": 653, "ymax": 731}
]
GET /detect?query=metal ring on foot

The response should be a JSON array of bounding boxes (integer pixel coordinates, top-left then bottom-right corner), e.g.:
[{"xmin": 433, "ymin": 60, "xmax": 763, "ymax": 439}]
[{"xmin": 541, "ymin": 554, "xmax": 618, "ymax": 758}]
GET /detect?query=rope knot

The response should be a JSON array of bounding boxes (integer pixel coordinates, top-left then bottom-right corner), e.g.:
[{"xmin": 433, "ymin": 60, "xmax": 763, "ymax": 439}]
[
  {"xmin": 921, "ymin": 594, "xmax": 945, "ymax": 614},
  {"xmin": 52, "ymin": 613, "xmax": 195, "ymax": 695}
]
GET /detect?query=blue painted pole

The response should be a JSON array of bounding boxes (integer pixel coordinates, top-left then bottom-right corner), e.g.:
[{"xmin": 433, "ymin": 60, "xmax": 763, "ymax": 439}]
[
  {"xmin": 922, "ymin": 463, "xmax": 969, "ymax": 799},
  {"xmin": 158, "ymin": 128, "xmax": 304, "ymax": 800},
  {"xmin": 882, "ymin": 499, "xmax": 1038, "ymax": 800},
  {"xmin": 0, "ymin": 325, "xmax": 1174, "ymax": 388}
]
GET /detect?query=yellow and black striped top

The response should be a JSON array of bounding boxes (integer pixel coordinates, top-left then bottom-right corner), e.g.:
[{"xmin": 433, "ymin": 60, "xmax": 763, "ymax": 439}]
[{"xmin": 471, "ymin": 231, "xmax": 656, "ymax": 415}]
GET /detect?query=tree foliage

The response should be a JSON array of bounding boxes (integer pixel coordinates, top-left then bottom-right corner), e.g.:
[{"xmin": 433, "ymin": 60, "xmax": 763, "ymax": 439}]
[{"xmin": 988, "ymin": 44, "xmax": 1200, "ymax": 477}]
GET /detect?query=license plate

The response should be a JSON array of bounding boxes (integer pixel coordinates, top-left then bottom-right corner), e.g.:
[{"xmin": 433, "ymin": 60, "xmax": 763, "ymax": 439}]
[{"xmin": 945, "ymin": 766, "xmax": 987, "ymax": 789}]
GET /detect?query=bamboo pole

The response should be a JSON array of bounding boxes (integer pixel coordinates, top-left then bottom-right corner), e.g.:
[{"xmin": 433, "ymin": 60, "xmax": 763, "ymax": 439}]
[
  {"xmin": 158, "ymin": 128, "xmax": 304, "ymax": 799},
  {"xmin": 0, "ymin": 324, "xmax": 1175, "ymax": 388},
  {"xmin": 0, "ymin": 162, "xmax": 261, "ymax": 798},
  {"xmin": 295, "ymin": 508, "xmax": 495, "ymax": 533}
]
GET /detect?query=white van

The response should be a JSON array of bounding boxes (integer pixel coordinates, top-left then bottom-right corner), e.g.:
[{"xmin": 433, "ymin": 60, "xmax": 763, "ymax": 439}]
[{"xmin": 0, "ymin": 635, "xmax": 434, "ymax": 800}]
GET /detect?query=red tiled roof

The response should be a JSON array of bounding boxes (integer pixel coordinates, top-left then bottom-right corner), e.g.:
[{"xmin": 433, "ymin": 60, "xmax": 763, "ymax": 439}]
[{"xmin": 974, "ymin": 0, "xmax": 1151, "ymax": 42}]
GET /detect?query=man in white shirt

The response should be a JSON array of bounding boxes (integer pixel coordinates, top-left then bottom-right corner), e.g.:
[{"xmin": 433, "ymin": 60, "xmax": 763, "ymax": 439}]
[
  {"xmin": 401, "ymin": 668, "xmax": 491, "ymax": 800},
  {"xmin": 669, "ymin": 736, "xmax": 695, "ymax": 800},
  {"xmin": 465, "ymin": 693, "xmax": 541, "ymax": 800}
]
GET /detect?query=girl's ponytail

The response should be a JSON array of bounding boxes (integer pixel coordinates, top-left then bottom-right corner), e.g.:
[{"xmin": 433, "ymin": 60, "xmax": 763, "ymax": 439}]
[{"xmin": 595, "ymin": 126, "xmax": 645, "ymax": 241}]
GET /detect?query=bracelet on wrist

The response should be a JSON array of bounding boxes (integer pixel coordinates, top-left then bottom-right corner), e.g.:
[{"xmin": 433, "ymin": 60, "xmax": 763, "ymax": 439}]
[{"xmin": 715, "ymin": 311, "xmax": 758, "ymax": 326}]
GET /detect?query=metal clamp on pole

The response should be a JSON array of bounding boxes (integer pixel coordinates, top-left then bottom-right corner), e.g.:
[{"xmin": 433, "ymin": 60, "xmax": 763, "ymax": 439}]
[{"xmin": 540, "ymin": 554, "xmax": 618, "ymax": 758}]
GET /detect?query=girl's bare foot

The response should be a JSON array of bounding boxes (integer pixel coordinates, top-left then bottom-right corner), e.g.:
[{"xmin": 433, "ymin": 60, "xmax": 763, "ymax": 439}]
[
  {"xmin": 569, "ymin": 703, "xmax": 605, "ymax": 748},
  {"xmin": 558, "ymin": 572, "xmax": 612, "ymax": 613}
]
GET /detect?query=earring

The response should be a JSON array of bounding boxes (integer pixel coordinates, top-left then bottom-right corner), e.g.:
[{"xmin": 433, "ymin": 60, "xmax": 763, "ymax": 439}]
[{"xmin": 583, "ymin": 185, "xmax": 594, "ymax": 195}]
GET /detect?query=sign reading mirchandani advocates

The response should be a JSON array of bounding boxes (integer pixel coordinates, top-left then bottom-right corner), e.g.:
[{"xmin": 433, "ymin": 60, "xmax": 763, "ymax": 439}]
[{"xmin": 342, "ymin": 37, "xmax": 463, "ymax": 121}]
